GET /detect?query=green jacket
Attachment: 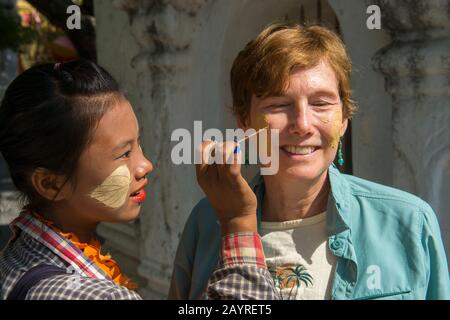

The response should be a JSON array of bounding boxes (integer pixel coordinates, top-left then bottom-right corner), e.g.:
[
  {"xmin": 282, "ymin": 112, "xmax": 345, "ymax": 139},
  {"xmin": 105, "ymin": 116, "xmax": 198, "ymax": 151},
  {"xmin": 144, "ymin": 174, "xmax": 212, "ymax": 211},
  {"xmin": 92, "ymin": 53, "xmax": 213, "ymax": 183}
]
[{"xmin": 169, "ymin": 164, "xmax": 450, "ymax": 299}]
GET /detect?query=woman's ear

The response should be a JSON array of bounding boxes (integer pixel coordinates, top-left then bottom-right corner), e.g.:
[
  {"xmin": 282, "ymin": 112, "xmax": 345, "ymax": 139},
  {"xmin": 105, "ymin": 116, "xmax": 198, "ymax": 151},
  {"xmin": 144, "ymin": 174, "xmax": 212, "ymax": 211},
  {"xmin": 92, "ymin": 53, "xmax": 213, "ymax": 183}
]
[
  {"xmin": 340, "ymin": 118, "xmax": 349, "ymax": 137},
  {"xmin": 31, "ymin": 168, "xmax": 71, "ymax": 201}
]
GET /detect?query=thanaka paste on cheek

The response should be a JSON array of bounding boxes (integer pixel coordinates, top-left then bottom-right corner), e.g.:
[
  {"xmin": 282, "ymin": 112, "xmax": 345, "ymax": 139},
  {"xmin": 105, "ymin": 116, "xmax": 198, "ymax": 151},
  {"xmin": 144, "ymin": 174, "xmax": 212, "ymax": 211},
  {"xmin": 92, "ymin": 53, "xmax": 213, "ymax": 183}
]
[
  {"xmin": 320, "ymin": 111, "xmax": 343, "ymax": 149},
  {"xmin": 253, "ymin": 114, "xmax": 269, "ymax": 131},
  {"xmin": 89, "ymin": 165, "xmax": 131, "ymax": 209},
  {"xmin": 252, "ymin": 114, "xmax": 272, "ymax": 158}
]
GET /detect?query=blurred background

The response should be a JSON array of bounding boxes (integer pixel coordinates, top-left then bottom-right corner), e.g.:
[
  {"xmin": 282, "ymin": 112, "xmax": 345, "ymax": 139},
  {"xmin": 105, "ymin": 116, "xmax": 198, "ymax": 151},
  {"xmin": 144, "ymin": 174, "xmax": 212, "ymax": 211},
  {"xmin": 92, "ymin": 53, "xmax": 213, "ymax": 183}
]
[{"xmin": 0, "ymin": 0, "xmax": 449, "ymax": 298}]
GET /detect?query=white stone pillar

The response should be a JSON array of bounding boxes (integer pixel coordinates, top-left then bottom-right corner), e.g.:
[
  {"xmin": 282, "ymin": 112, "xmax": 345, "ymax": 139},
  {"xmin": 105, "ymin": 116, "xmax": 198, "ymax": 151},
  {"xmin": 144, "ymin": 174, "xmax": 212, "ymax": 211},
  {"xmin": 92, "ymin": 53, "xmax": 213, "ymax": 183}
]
[
  {"xmin": 374, "ymin": 0, "xmax": 450, "ymax": 262},
  {"xmin": 114, "ymin": 0, "xmax": 209, "ymax": 298}
]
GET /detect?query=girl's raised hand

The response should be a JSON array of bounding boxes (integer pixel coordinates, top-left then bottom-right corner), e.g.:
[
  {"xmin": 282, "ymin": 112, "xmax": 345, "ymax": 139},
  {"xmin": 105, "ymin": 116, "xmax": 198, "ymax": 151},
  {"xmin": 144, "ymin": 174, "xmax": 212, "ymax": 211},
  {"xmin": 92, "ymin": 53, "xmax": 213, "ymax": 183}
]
[{"xmin": 196, "ymin": 141, "xmax": 257, "ymax": 235}]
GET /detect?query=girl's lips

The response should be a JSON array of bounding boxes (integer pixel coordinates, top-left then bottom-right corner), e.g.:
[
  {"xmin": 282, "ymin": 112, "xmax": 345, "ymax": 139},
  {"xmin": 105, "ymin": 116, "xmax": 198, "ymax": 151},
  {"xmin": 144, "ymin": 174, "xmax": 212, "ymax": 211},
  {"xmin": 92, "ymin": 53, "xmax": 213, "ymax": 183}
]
[{"xmin": 130, "ymin": 190, "xmax": 147, "ymax": 203}]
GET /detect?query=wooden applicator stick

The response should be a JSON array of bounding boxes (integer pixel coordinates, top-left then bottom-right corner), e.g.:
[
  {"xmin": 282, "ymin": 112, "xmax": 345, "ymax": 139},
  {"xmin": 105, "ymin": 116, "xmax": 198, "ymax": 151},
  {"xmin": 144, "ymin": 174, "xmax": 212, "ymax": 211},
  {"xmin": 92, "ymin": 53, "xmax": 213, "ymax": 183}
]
[{"xmin": 234, "ymin": 115, "xmax": 269, "ymax": 154}]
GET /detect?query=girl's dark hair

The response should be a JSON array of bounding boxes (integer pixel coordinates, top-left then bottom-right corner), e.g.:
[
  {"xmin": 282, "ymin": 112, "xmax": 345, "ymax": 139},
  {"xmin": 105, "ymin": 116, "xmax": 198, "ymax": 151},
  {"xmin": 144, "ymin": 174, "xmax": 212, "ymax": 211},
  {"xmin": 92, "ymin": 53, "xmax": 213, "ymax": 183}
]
[{"xmin": 0, "ymin": 59, "xmax": 123, "ymax": 209}]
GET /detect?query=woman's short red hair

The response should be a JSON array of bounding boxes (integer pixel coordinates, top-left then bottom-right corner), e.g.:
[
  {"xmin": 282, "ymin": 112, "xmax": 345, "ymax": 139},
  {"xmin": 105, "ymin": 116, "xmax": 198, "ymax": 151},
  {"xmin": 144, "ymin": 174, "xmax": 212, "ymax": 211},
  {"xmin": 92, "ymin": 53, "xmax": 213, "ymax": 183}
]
[{"xmin": 230, "ymin": 23, "xmax": 356, "ymax": 122}]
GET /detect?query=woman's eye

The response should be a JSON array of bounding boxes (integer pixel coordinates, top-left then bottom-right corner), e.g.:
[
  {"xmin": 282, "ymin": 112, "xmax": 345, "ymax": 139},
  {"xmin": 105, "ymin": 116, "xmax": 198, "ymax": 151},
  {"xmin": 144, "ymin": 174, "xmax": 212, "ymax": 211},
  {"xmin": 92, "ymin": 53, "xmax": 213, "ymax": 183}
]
[
  {"xmin": 311, "ymin": 101, "xmax": 330, "ymax": 106},
  {"xmin": 268, "ymin": 103, "xmax": 290, "ymax": 109}
]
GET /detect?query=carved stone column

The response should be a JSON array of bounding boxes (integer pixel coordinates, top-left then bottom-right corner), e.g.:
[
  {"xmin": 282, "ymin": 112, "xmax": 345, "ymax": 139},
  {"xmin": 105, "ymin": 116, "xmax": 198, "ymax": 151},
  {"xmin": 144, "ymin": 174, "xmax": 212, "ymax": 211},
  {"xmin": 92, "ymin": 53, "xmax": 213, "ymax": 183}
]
[
  {"xmin": 114, "ymin": 0, "xmax": 209, "ymax": 298},
  {"xmin": 374, "ymin": 0, "xmax": 450, "ymax": 260}
]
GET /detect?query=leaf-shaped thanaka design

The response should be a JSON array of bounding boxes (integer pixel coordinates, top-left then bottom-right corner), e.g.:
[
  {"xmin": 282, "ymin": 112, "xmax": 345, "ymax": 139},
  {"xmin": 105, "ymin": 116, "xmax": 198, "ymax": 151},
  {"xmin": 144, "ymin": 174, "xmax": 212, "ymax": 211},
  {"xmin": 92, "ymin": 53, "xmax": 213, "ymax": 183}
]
[{"xmin": 89, "ymin": 165, "xmax": 131, "ymax": 208}]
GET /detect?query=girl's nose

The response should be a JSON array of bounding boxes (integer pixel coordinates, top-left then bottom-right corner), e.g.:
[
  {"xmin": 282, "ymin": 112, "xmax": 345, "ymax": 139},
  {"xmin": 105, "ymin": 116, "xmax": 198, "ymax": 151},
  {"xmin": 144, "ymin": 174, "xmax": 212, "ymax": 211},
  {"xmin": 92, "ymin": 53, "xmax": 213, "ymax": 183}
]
[{"xmin": 136, "ymin": 156, "xmax": 153, "ymax": 180}]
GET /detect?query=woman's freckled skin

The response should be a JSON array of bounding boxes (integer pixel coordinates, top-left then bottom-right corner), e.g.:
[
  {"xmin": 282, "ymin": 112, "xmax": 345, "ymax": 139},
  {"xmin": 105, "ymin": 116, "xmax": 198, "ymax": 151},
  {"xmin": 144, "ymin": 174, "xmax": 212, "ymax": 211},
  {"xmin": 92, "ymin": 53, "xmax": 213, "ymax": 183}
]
[{"xmin": 247, "ymin": 60, "xmax": 348, "ymax": 182}]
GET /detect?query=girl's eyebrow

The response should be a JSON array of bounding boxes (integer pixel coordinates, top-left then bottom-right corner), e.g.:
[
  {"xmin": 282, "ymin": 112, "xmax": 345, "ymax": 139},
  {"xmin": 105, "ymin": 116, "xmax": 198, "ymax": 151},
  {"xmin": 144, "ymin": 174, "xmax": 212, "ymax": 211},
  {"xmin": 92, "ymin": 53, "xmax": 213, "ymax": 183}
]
[
  {"xmin": 113, "ymin": 128, "xmax": 141, "ymax": 151},
  {"xmin": 113, "ymin": 131, "xmax": 141, "ymax": 152},
  {"xmin": 113, "ymin": 140, "xmax": 133, "ymax": 152}
]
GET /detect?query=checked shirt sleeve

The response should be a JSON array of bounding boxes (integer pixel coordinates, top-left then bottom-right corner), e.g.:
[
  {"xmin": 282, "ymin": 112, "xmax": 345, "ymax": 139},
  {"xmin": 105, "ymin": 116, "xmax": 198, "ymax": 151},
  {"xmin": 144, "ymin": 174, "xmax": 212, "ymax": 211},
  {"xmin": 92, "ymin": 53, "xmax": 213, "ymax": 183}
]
[{"xmin": 206, "ymin": 232, "xmax": 280, "ymax": 300}]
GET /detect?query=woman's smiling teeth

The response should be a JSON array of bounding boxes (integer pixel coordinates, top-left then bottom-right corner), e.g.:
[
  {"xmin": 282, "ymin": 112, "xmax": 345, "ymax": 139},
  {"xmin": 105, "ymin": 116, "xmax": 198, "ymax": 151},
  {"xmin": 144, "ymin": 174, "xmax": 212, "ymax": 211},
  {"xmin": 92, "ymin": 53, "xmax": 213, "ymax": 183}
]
[{"xmin": 283, "ymin": 145, "xmax": 317, "ymax": 155}]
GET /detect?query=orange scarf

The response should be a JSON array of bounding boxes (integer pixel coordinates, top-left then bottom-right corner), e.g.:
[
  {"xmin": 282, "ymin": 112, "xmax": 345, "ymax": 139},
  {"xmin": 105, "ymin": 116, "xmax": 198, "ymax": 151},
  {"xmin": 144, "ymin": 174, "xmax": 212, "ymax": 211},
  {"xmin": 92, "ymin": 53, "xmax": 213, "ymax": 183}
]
[{"xmin": 31, "ymin": 211, "xmax": 137, "ymax": 290}]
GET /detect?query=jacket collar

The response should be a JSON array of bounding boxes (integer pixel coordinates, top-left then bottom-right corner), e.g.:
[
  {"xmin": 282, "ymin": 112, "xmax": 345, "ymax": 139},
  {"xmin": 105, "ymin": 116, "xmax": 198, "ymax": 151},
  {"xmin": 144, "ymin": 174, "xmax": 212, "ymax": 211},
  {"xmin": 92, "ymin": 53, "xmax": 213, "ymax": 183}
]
[{"xmin": 327, "ymin": 163, "xmax": 352, "ymax": 234}]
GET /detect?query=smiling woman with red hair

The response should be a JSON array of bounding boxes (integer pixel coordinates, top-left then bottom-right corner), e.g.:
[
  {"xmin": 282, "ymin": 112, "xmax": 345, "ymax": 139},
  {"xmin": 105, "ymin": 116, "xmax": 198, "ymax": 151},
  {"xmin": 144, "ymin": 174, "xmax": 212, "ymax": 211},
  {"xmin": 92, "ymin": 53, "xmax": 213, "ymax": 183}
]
[{"xmin": 170, "ymin": 23, "xmax": 449, "ymax": 300}]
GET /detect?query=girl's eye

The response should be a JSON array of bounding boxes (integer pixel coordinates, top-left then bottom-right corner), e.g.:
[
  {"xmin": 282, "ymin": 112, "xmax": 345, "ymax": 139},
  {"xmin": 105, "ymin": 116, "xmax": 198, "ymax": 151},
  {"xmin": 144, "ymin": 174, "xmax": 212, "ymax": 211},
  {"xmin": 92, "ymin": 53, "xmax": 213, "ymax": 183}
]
[{"xmin": 119, "ymin": 150, "xmax": 131, "ymax": 159}]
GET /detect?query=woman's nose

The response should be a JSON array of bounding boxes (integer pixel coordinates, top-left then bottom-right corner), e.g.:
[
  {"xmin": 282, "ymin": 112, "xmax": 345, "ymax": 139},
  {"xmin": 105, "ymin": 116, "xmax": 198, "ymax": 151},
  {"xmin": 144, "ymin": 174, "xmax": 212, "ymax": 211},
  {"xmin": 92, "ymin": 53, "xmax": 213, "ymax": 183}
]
[{"xmin": 289, "ymin": 103, "xmax": 313, "ymax": 136}]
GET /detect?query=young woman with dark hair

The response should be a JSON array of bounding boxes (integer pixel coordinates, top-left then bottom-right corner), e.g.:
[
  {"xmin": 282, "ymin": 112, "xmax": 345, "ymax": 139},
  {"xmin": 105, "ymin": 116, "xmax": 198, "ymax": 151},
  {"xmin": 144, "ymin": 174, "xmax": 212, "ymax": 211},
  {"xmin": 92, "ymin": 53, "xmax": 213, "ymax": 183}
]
[{"xmin": 0, "ymin": 60, "xmax": 278, "ymax": 300}]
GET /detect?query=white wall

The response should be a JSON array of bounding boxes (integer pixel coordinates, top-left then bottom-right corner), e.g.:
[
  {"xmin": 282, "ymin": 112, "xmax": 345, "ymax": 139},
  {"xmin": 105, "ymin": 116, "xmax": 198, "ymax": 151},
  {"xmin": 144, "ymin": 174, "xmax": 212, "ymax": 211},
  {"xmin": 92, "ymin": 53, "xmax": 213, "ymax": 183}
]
[{"xmin": 95, "ymin": 0, "xmax": 448, "ymax": 298}]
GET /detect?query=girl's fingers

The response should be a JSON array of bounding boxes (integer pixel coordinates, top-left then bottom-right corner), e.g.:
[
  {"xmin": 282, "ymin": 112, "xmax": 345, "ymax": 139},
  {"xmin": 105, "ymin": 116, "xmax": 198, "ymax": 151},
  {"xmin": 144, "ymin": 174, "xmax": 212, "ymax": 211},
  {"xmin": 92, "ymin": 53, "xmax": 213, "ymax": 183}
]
[
  {"xmin": 196, "ymin": 140, "xmax": 217, "ymax": 187},
  {"xmin": 225, "ymin": 142, "xmax": 242, "ymax": 177},
  {"xmin": 196, "ymin": 140, "xmax": 242, "ymax": 189},
  {"xmin": 216, "ymin": 142, "xmax": 241, "ymax": 180}
]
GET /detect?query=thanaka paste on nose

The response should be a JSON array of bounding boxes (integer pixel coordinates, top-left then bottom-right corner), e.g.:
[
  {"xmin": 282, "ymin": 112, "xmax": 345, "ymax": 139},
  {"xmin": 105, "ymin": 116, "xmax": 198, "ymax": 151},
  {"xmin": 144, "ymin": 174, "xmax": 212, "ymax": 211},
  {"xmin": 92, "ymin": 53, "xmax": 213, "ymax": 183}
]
[{"xmin": 89, "ymin": 164, "xmax": 131, "ymax": 208}]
